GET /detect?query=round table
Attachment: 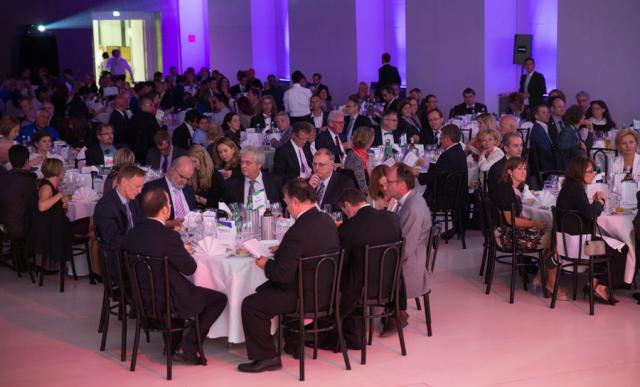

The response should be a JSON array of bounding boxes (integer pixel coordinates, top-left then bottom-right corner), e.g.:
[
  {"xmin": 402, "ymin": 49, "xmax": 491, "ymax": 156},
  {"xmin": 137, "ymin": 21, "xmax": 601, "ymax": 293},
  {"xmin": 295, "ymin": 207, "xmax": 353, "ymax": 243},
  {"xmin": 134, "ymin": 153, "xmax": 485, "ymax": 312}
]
[
  {"xmin": 523, "ymin": 204, "xmax": 637, "ymax": 284},
  {"xmin": 191, "ymin": 251, "xmax": 277, "ymax": 343}
]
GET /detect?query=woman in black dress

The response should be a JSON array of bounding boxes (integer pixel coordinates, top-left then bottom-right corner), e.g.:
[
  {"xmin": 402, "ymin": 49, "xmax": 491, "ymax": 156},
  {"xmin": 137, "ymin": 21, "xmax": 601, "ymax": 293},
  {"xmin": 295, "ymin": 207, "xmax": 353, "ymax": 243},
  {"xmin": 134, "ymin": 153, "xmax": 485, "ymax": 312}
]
[
  {"xmin": 556, "ymin": 157, "xmax": 625, "ymax": 303},
  {"xmin": 30, "ymin": 158, "xmax": 71, "ymax": 270},
  {"xmin": 489, "ymin": 157, "xmax": 564, "ymax": 298}
]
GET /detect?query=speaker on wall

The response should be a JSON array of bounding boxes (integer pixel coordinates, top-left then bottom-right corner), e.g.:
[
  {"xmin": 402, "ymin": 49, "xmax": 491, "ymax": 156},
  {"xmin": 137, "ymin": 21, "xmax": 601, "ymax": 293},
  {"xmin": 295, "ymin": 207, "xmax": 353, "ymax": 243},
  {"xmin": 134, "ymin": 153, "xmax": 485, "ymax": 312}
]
[
  {"xmin": 513, "ymin": 34, "xmax": 532, "ymax": 65},
  {"xmin": 19, "ymin": 32, "xmax": 60, "ymax": 77}
]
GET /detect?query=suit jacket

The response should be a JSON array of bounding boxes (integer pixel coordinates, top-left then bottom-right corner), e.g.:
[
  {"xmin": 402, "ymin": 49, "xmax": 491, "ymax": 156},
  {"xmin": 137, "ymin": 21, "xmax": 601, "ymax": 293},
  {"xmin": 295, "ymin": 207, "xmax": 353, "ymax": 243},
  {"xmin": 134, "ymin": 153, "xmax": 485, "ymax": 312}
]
[
  {"xmin": 264, "ymin": 86, "xmax": 285, "ymax": 112},
  {"xmin": 222, "ymin": 172, "xmax": 284, "ymax": 208},
  {"xmin": 372, "ymin": 127, "xmax": 403, "ymax": 148},
  {"xmin": 487, "ymin": 156, "xmax": 507, "ymax": 193},
  {"xmin": 94, "ymin": 188, "xmax": 143, "ymax": 251},
  {"xmin": 273, "ymin": 140, "xmax": 313, "ymax": 183},
  {"xmin": 109, "ymin": 109, "xmax": 129, "ymax": 145},
  {"xmin": 383, "ymin": 98, "xmax": 399, "ymax": 113},
  {"xmin": 377, "ymin": 64, "xmax": 401, "ymax": 89},
  {"xmin": 341, "ymin": 114, "xmax": 371, "ymax": 142},
  {"xmin": 529, "ymin": 122, "xmax": 557, "ymax": 172},
  {"xmin": 315, "ymin": 129, "xmax": 346, "ymax": 163},
  {"xmin": 125, "ymin": 218, "xmax": 204, "ymax": 318},
  {"xmin": 260, "ymin": 207, "xmax": 340, "ymax": 309},
  {"xmin": 310, "ymin": 112, "xmax": 329, "ymax": 129},
  {"xmin": 127, "ymin": 111, "xmax": 160, "ymax": 164},
  {"xmin": 0, "ymin": 169, "xmax": 37, "ymax": 239},
  {"xmin": 250, "ymin": 113, "xmax": 276, "ymax": 130},
  {"xmin": 398, "ymin": 117, "xmax": 422, "ymax": 140},
  {"xmin": 145, "ymin": 145, "xmax": 187, "ymax": 170},
  {"xmin": 546, "ymin": 118, "xmax": 561, "ymax": 147},
  {"xmin": 85, "ymin": 144, "xmax": 122, "ymax": 166},
  {"xmin": 315, "ymin": 171, "xmax": 356, "ymax": 209},
  {"xmin": 397, "ymin": 190, "xmax": 431, "ymax": 298},
  {"xmin": 420, "ymin": 126, "xmax": 439, "ymax": 146},
  {"xmin": 142, "ymin": 177, "xmax": 197, "ymax": 220},
  {"xmin": 172, "ymin": 123, "xmax": 193, "ymax": 150},
  {"xmin": 450, "ymin": 102, "xmax": 488, "ymax": 118},
  {"xmin": 339, "ymin": 206, "xmax": 402, "ymax": 312},
  {"xmin": 418, "ymin": 143, "xmax": 468, "ymax": 207},
  {"xmin": 519, "ymin": 71, "xmax": 547, "ymax": 108}
]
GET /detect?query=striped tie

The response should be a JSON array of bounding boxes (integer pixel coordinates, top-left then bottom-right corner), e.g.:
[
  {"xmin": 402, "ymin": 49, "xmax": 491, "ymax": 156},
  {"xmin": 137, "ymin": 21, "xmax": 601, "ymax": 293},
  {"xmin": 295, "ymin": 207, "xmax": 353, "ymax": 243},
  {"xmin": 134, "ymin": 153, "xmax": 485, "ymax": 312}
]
[{"xmin": 173, "ymin": 188, "xmax": 186, "ymax": 219}]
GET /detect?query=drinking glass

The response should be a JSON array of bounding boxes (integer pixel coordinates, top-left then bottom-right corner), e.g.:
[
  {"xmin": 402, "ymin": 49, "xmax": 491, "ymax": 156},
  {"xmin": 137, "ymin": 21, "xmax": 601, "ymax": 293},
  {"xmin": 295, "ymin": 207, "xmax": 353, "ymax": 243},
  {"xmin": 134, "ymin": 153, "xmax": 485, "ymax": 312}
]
[{"xmin": 331, "ymin": 211, "xmax": 343, "ymax": 227}]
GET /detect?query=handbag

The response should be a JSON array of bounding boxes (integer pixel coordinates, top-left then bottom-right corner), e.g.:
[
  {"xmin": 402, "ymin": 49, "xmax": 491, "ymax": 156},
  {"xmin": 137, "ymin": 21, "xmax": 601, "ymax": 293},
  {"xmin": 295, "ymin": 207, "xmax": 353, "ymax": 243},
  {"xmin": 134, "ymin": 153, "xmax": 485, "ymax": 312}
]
[{"xmin": 584, "ymin": 239, "xmax": 606, "ymax": 256}]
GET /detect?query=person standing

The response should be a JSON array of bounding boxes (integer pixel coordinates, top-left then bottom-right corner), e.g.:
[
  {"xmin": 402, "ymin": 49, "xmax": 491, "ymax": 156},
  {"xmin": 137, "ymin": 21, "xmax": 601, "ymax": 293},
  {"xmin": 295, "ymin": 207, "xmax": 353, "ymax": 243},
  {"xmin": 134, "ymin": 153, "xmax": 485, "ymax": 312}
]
[{"xmin": 519, "ymin": 57, "xmax": 546, "ymax": 109}]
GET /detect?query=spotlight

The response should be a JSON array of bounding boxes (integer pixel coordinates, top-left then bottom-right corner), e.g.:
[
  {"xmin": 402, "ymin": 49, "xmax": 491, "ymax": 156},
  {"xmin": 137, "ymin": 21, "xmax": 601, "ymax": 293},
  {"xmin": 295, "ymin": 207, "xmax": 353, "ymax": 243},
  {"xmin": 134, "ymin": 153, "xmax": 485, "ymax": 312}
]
[
  {"xmin": 112, "ymin": 10, "xmax": 120, "ymax": 17},
  {"xmin": 37, "ymin": 25, "xmax": 46, "ymax": 32}
]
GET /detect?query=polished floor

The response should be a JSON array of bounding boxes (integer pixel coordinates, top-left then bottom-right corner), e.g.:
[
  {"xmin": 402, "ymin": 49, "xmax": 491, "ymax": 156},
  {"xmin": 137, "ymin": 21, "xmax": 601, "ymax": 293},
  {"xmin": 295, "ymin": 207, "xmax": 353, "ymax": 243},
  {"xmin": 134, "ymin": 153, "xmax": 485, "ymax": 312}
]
[{"xmin": 1, "ymin": 232, "xmax": 639, "ymax": 387}]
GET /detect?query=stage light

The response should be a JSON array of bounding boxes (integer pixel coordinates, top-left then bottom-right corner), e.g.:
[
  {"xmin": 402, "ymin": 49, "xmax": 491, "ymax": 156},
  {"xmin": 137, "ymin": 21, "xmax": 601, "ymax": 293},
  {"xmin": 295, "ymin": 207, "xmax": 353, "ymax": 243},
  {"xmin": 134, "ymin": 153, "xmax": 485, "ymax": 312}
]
[
  {"xmin": 112, "ymin": 10, "xmax": 120, "ymax": 17},
  {"xmin": 37, "ymin": 25, "xmax": 46, "ymax": 32}
]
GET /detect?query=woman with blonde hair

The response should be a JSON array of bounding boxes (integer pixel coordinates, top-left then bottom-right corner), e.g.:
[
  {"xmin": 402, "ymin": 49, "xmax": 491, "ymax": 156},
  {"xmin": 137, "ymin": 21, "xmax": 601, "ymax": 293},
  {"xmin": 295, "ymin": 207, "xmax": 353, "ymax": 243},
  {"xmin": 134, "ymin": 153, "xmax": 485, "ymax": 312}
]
[
  {"xmin": 188, "ymin": 144, "xmax": 222, "ymax": 207},
  {"xmin": 477, "ymin": 128, "xmax": 504, "ymax": 186},
  {"xmin": 611, "ymin": 128, "xmax": 640, "ymax": 180},
  {"xmin": 103, "ymin": 148, "xmax": 136, "ymax": 194}
]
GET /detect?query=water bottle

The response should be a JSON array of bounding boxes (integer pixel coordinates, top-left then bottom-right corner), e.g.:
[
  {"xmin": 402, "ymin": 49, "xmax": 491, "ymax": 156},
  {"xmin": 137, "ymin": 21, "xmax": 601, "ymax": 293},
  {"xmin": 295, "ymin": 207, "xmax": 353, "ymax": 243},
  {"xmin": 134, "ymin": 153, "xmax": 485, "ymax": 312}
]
[
  {"xmin": 384, "ymin": 140, "xmax": 392, "ymax": 159},
  {"xmin": 261, "ymin": 207, "xmax": 274, "ymax": 240}
]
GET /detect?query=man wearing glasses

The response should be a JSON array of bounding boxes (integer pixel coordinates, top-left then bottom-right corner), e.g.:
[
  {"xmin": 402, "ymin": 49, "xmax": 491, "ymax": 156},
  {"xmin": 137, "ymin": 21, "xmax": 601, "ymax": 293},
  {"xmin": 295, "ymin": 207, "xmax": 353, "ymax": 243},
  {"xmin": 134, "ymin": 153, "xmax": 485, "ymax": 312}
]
[
  {"xmin": 372, "ymin": 110, "xmax": 402, "ymax": 147},
  {"xmin": 308, "ymin": 148, "xmax": 354, "ymax": 210},
  {"xmin": 315, "ymin": 110, "xmax": 350, "ymax": 164},
  {"xmin": 141, "ymin": 156, "xmax": 196, "ymax": 229}
]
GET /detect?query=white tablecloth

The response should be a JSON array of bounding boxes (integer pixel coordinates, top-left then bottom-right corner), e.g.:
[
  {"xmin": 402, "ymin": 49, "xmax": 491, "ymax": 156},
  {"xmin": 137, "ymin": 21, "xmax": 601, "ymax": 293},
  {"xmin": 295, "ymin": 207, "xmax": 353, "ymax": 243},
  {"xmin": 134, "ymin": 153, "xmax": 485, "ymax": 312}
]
[
  {"xmin": 67, "ymin": 201, "xmax": 97, "ymax": 221},
  {"xmin": 523, "ymin": 205, "xmax": 636, "ymax": 284},
  {"xmin": 192, "ymin": 252, "xmax": 277, "ymax": 343}
]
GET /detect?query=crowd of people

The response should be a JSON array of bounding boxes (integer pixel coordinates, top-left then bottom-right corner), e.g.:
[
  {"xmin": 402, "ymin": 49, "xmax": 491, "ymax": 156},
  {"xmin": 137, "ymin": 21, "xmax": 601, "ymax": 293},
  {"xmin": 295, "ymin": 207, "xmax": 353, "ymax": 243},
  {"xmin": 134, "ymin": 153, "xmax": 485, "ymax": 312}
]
[{"xmin": 0, "ymin": 50, "xmax": 638, "ymax": 375}]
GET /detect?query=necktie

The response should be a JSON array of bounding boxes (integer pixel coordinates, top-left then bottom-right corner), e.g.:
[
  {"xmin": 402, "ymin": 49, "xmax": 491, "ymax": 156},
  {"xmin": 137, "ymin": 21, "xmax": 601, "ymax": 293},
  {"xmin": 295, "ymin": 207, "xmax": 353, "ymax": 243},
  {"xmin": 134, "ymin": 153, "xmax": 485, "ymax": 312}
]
[
  {"xmin": 161, "ymin": 156, "xmax": 168, "ymax": 173},
  {"xmin": 247, "ymin": 180, "xmax": 256, "ymax": 209},
  {"xmin": 395, "ymin": 202, "xmax": 402, "ymax": 214},
  {"xmin": 125, "ymin": 201, "xmax": 134, "ymax": 230},
  {"xmin": 524, "ymin": 73, "xmax": 532, "ymax": 92},
  {"xmin": 173, "ymin": 188, "xmax": 186, "ymax": 219},
  {"xmin": 334, "ymin": 135, "xmax": 344, "ymax": 161},
  {"xmin": 316, "ymin": 182, "xmax": 326, "ymax": 204},
  {"xmin": 346, "ymin": 117, "xmax": 355, "ymax": 140},
  {"xmin": 298, "ymin": 149, "xmax": 307, "ymax": 175}
]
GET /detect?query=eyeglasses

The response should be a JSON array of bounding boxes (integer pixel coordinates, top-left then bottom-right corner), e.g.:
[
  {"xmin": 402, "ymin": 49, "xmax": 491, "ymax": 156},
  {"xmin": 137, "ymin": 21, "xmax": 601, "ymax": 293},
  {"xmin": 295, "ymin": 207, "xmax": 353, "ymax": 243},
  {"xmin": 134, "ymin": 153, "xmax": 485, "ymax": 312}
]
[
  {"xmin": 174, "ymin": 169, "xmax": 191, "ymax": 181},
  {"xmin": 585, "ymin": 169, "xmax": 595, "ymax": 174}
]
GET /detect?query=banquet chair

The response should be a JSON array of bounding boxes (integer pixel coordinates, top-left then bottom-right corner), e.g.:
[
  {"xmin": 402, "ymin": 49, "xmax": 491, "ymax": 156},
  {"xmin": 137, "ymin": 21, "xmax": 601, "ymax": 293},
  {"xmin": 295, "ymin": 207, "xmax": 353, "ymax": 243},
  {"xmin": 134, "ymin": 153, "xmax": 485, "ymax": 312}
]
[
  {"xmin": 475, "ymin": 191, "xmax": 492, "ymax": 280},
  {"xmin": 517, "ymin": 127, "xmax": 531, "ymax": 148},
  {"xmin": 124, "ymin": 252, "xmax": 207, "ymax": 381},
  {"xmin": 589, "ymin": 148, "xmax": 617, "ymax": 180},
  {"xmin": 97, "ymin": 244, "xmax": 131, "ymax": 362},
  {"xmin": 356, "ymin": 240, "xmax": 406, "ymax": 365},
  {"xmin": 550, "ymin": 207, "xmax": 615, "ymax": 315},
  {"xmin": 37, "ymin": 249, "xmax": 78, "ymax": 292},
  {"xmin": 277, "ymin": 250, "xmax": 350, "ymax": 381},
  {"xmin": 460, "ymin": 128, "xmax": 472, "ymax": 144},
  {"xmin": 71, "ymin": 217, "xmax": 96, "ymax": 285},
  {"xmin": 414, "ymin": 225, "xmax": 440, "ymax": 337},
  {"xmin": 430, "ymin": 170, "xmax": 467, "ymax": 249},
  {"xmin": 484, "ymin": 200, "xmax": 548, "ymax": 304},
  {"xmin": 0, "ymin": 224, "xmax": 35, "ymax": 282}
]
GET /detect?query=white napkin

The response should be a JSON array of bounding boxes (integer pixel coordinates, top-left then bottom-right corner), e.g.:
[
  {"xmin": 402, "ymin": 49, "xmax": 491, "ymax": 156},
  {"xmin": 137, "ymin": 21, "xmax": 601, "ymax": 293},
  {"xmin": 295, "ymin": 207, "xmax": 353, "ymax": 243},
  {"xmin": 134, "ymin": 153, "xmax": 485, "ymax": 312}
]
[
  {"xmin": 218, "ymin": 202, "xmax": 232, "ymax": 217},
  {"xmin": 522, "ymin": 184, "xmax": 536, "ymax": 202},
  {"xmin": 586, "ymin": 183, "xmax": 608, "ymax": 203},
  {"xmin": 196, "ymin": 236, "xmax": 226, "ymax": 257},
  {"xmin": 538, "ymin": 190, "xmax": 557, "ymax": 208},
  {"xmin": 82, "ymin": 166, "xmax": 99, "ymax": 174},
  {"xmin": 620, "ymin": 181, "xmax": 637, "ymax": 208},
  {"xmin": 72, "ymin": 186, "xmax": 99, "ymax": 202}
]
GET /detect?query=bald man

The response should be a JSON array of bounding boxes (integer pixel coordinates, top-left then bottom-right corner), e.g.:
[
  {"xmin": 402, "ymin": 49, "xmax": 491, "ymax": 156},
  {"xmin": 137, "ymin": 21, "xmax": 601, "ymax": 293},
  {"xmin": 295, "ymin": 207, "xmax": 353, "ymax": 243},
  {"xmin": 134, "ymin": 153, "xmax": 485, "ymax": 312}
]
[
  {"xmin": 141, "ymin": 156, "xmax": 197, "ymax": 228},
  {"xmin": 498, "ymin": 115, "xmax": 518, "ymax": 136}
]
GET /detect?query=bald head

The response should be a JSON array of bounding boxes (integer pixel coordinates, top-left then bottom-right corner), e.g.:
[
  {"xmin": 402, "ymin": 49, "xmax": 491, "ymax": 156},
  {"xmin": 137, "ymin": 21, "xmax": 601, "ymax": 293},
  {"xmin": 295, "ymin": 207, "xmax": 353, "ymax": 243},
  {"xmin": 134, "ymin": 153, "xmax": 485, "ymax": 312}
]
[
  {"xmin": 167, "ymin": 156, "xmax": 194, "ymax": 189},
  {"xmin": 499, "ymin": 115, "xmax": 518, "ymax": 135}
]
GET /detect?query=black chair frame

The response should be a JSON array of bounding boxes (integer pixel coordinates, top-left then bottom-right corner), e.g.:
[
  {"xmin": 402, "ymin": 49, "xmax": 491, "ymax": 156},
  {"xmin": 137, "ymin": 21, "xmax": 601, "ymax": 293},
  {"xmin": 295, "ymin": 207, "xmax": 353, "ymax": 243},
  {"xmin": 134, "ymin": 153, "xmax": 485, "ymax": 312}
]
[
  {"xmin": 431, "ymin": 171, "xmax": 467, "ymax": 249},
  {"xmin": 414, "ymin": 225, "xmax": 440, "ymax": 337}
]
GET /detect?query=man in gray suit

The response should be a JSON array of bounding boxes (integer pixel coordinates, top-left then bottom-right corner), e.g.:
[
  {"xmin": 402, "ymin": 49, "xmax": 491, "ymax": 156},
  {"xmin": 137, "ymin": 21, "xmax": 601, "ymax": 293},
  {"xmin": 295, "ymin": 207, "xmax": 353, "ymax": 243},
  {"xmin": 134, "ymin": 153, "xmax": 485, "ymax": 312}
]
[{"xmin": 385, "ymin": 162, "xmax": 431, "ymax": 335}]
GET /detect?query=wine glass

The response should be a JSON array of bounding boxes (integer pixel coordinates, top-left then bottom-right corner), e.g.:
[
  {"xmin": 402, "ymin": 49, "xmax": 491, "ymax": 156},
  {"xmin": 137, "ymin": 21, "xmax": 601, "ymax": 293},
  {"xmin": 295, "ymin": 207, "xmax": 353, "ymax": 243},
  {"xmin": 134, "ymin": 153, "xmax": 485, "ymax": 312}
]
[{"xmin": 331, "ymin": 211, "xmax": 343, "ymax": 227}]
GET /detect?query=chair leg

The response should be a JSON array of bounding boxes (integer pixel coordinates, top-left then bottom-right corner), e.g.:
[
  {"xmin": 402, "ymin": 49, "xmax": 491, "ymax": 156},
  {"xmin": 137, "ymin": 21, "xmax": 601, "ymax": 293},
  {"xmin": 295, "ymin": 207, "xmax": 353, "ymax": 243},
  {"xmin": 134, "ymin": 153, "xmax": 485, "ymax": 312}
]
[
  {"xmin": 194, "ymin": 317, "xmax": 207, "ymax": 366},
  {"xmin": 277, "ymin": 315, "xmax": 283, "ymax": 355},
  {"xmin": 415, "ymin": 297, "xmax": 422, "ymax": 310},
  {"xmin": 509, "ymin": 252, "xmax": 517, "ymax": 304},
  {"xmin": 361, "ymin": 309, "xmax": 367, "ymax": 365},
  {"xmin": 479, "ymin": 243, "xmax": 488, "ymax": 276},
  {"xmin": 100, "ymin": 302, "xmax": 110, "ymax": 351},
  {"xmin": 98, "ymin": 290, "xmax": 108, "ymax": 333},
  {"xmin": 130, "ymin": 319, "xmax": 141, "ymax": 372},
  {"xmin": 312, "ymin": 319, "xmax": 318, "ymax": 360},
  {"xmin": 70, "ymin": 255, "xmax": 78, "ymax": 281},
  {"xmin": 60, "ymin": 262, "xmax": 65, "ymax": 293},
  {"xmin": 121, "ymin": 303, "xmax": 128, "ymax": 362},
  {"xmin": 550, "ymin": 265, "xmax": 562, "ymax": 309},
  {"xmin": 335, "ymin": 312, "xmax": 351, "ymax": 370},
  {"xmin": 539, "ymin": 252, "xmax": 548, "ymax": 298},
  {"xmin": 299, "ymin": 317, "xmax": 305, "ymax": 381},
  {"xmin": 394, "ymin": 304, "xmax": 407, "ymax": 356},
  {"xmin": 485, "ymin": 246, "xmax": 496, "ymax": 295},
  {"xmin": 367, "ymin": 309, "xmax": 373, "ymax": 346},
  {"xmin": 606, "ymin": 259, "xmax": 615, "ymax": 306},
  {"xmin": 589, "ymin": 260, "xmax": 594, "ymax": 316},
  {"xmin": 166, "ymin": 327, "xmax": 173, "ymax": 380},
  {"xmin": 145, "ymin": 330, "xmax": 150, "ymax": 343},
  {"xmin": 85, "ymin": 242, "xmax": 96, "ymax": 285},
  {"xmin": 572, "ymin": 263, "xmax": 578, "ymax": 301},
  {"xmin": 423, "ymin": 293, "xmax": 432, "ymax": 337}
]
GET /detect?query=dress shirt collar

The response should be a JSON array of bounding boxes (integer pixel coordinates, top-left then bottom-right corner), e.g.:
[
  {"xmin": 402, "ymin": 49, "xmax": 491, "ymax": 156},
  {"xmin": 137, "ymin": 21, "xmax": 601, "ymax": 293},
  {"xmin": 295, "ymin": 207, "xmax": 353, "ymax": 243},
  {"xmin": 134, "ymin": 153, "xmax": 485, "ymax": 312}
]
[
  {"xmin": 115, "ymin": 189, "xmax": 128, "ymax": 205},
  {"xmin": 185, "ymin": 122, "xmax": 194, "ymax": 136},
  {"xmin": 149, "ymin": 217, "xmax": 166, "ymax": 226},
  {"xmin": 398, "ymin": 190, "xmax": 412, "ymax": 207},
  {"xmin": 165, "ymin": 176, "xmax": 179, "ymax": 192}
]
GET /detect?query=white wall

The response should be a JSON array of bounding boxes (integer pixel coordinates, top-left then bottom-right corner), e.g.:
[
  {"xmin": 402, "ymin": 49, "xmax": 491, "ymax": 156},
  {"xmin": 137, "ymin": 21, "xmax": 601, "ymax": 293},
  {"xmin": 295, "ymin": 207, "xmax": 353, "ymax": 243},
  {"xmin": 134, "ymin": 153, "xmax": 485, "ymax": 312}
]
[
  {"xmin": 208, "ymin": 0, "xmax": 253, "ymax": 77},
  {"xmin": 557, "ymin": 0, "xmax": 640, "ymax": 124}
]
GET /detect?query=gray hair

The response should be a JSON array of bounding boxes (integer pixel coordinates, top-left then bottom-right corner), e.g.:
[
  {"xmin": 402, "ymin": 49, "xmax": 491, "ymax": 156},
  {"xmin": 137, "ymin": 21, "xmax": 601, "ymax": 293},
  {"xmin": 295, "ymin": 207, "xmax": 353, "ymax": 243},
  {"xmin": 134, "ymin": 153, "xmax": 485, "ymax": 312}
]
[
  {"xmin": 328, "ymin": 110, "xmax": 345, "ymax": 122},
  {"xmin": 314, "ymin": 148, "xmax": 335, "ymax": 162},
  {"xmin": 502, "ymin": 132, "xmax": 521, "ymax": 147},
  {"xmin": 275, "ymin": 111, "xmax": 289, "ymax": 123},
  {"xmin": 576, "ymin": 90, "xmax": 590, "ymax": 100},
  {"xmin": 240, "ymin": 146, "xmax": 265, "ymax": 165}
]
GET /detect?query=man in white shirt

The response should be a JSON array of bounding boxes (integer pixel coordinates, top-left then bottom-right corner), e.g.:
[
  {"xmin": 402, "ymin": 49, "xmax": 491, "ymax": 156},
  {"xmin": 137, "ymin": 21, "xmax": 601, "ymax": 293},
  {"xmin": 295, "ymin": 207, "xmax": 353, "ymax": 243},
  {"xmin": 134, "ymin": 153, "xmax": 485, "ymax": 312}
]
[
  {"xmin": 106, "ymin": 49, "xmax": 134, "ymax": 82},
  {"xmin": 283, "ymin": 71, "xmax": 312, "ymax": 124}
]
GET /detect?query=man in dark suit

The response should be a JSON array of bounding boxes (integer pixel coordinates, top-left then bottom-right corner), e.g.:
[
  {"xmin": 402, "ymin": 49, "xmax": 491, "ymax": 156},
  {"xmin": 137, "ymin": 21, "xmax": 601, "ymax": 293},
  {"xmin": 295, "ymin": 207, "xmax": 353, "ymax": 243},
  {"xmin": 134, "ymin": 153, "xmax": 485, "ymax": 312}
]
[
  {"xmin": 145, "ymin": 129, "xmax": 187, "ymax": 172},
  {"xmin": 222, "ymin": 146, "xmax": 283, "ymax": 208},
  {"xmin": 487, "ymin": 133, "xmax": 523, "ymax": 193},
  {"xmin": 421, "ymin": 109, "xmax": 444, "ymax": 146},
  {"xmin": 377, "ymin": 52, "xmax": 401, "ymax": 93},
  {"xmin": 315, "ymin": 110, "xmax": 349, "ymax": 164},
  {"xmin": 519, "ymin": 57, "xmax": 547, "ymax": 109},
  {"xmin": 86, "ymin": 123, "xmax": 122, "ymax": 166},
  {"xmin": 450, "ymin": 88, "xmax": 488, "ymax": 118},
  {"xmin": 126, "ymin": 187, "xmax": 227, "ymax": 364},
  {"xmin": 273, "ymin": 121, "xmax": 314, "ymax": 183},
  {"xmin": 529, "ymin": 104, "xmax": 558, "ymax": 174},
  {"xmin": 230, "ymin": 70, "xmax": 249, "ymax": 98},
  {"xmin": 324, "ymin": 188, "xmax": 402, "ymax": 349},
  {"xmin": 263, "ymin": 75, "xmax": 285, "ymax": 112},
  {"xmin": 109, "ymin": 94, "xmax": 130, "ymax": 145},
  {"xmin": 418, "ymin": 124, "xmax": 468, "ymax": 207},
  {"xmin": 0, "ymin": 145, "xmax": 37, "ymax": 240},
  {"xmin": 238, "ymin": 179, "xmax": 340, "ymax": 373},
  {"xmin": 172, "ymin": 109, "xmax": 201, "ymax": 150},
  {"xmin": 141, "ymin": 156, "xmax": 197, "ymax": 228},
  {"xmin": 94, "ymin": 165, "xmax": 146, "ymax": 251},
  {"xmin": 127, "ymin": 96, "xmax": 160, "ymax": 164},
  {"xmin": 308, "ymin": 149, "xmax": 355, "ymax": 210},
  {"xmin": 372, "ymin": 110, "xmax": 402, "ymax": 147},
  {"xmin": 547, "ymin": 96, "xmax": 565, "ymax": 147},
  {"xmin": 381, "ymin": 86, "xmax": 399, "ymax": 113},
  {"xmin": 341, "ymin": 96, "xmax": 371, "ymax": 143}
]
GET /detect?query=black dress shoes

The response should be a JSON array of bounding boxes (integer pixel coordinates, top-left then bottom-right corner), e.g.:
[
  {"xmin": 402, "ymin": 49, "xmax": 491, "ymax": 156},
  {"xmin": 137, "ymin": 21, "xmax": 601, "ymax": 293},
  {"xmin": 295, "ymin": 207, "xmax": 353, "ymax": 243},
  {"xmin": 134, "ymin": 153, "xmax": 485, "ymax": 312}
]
[{"xmin": 237, "ymin": 357, "xmax": 282, "ymax": 373}]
